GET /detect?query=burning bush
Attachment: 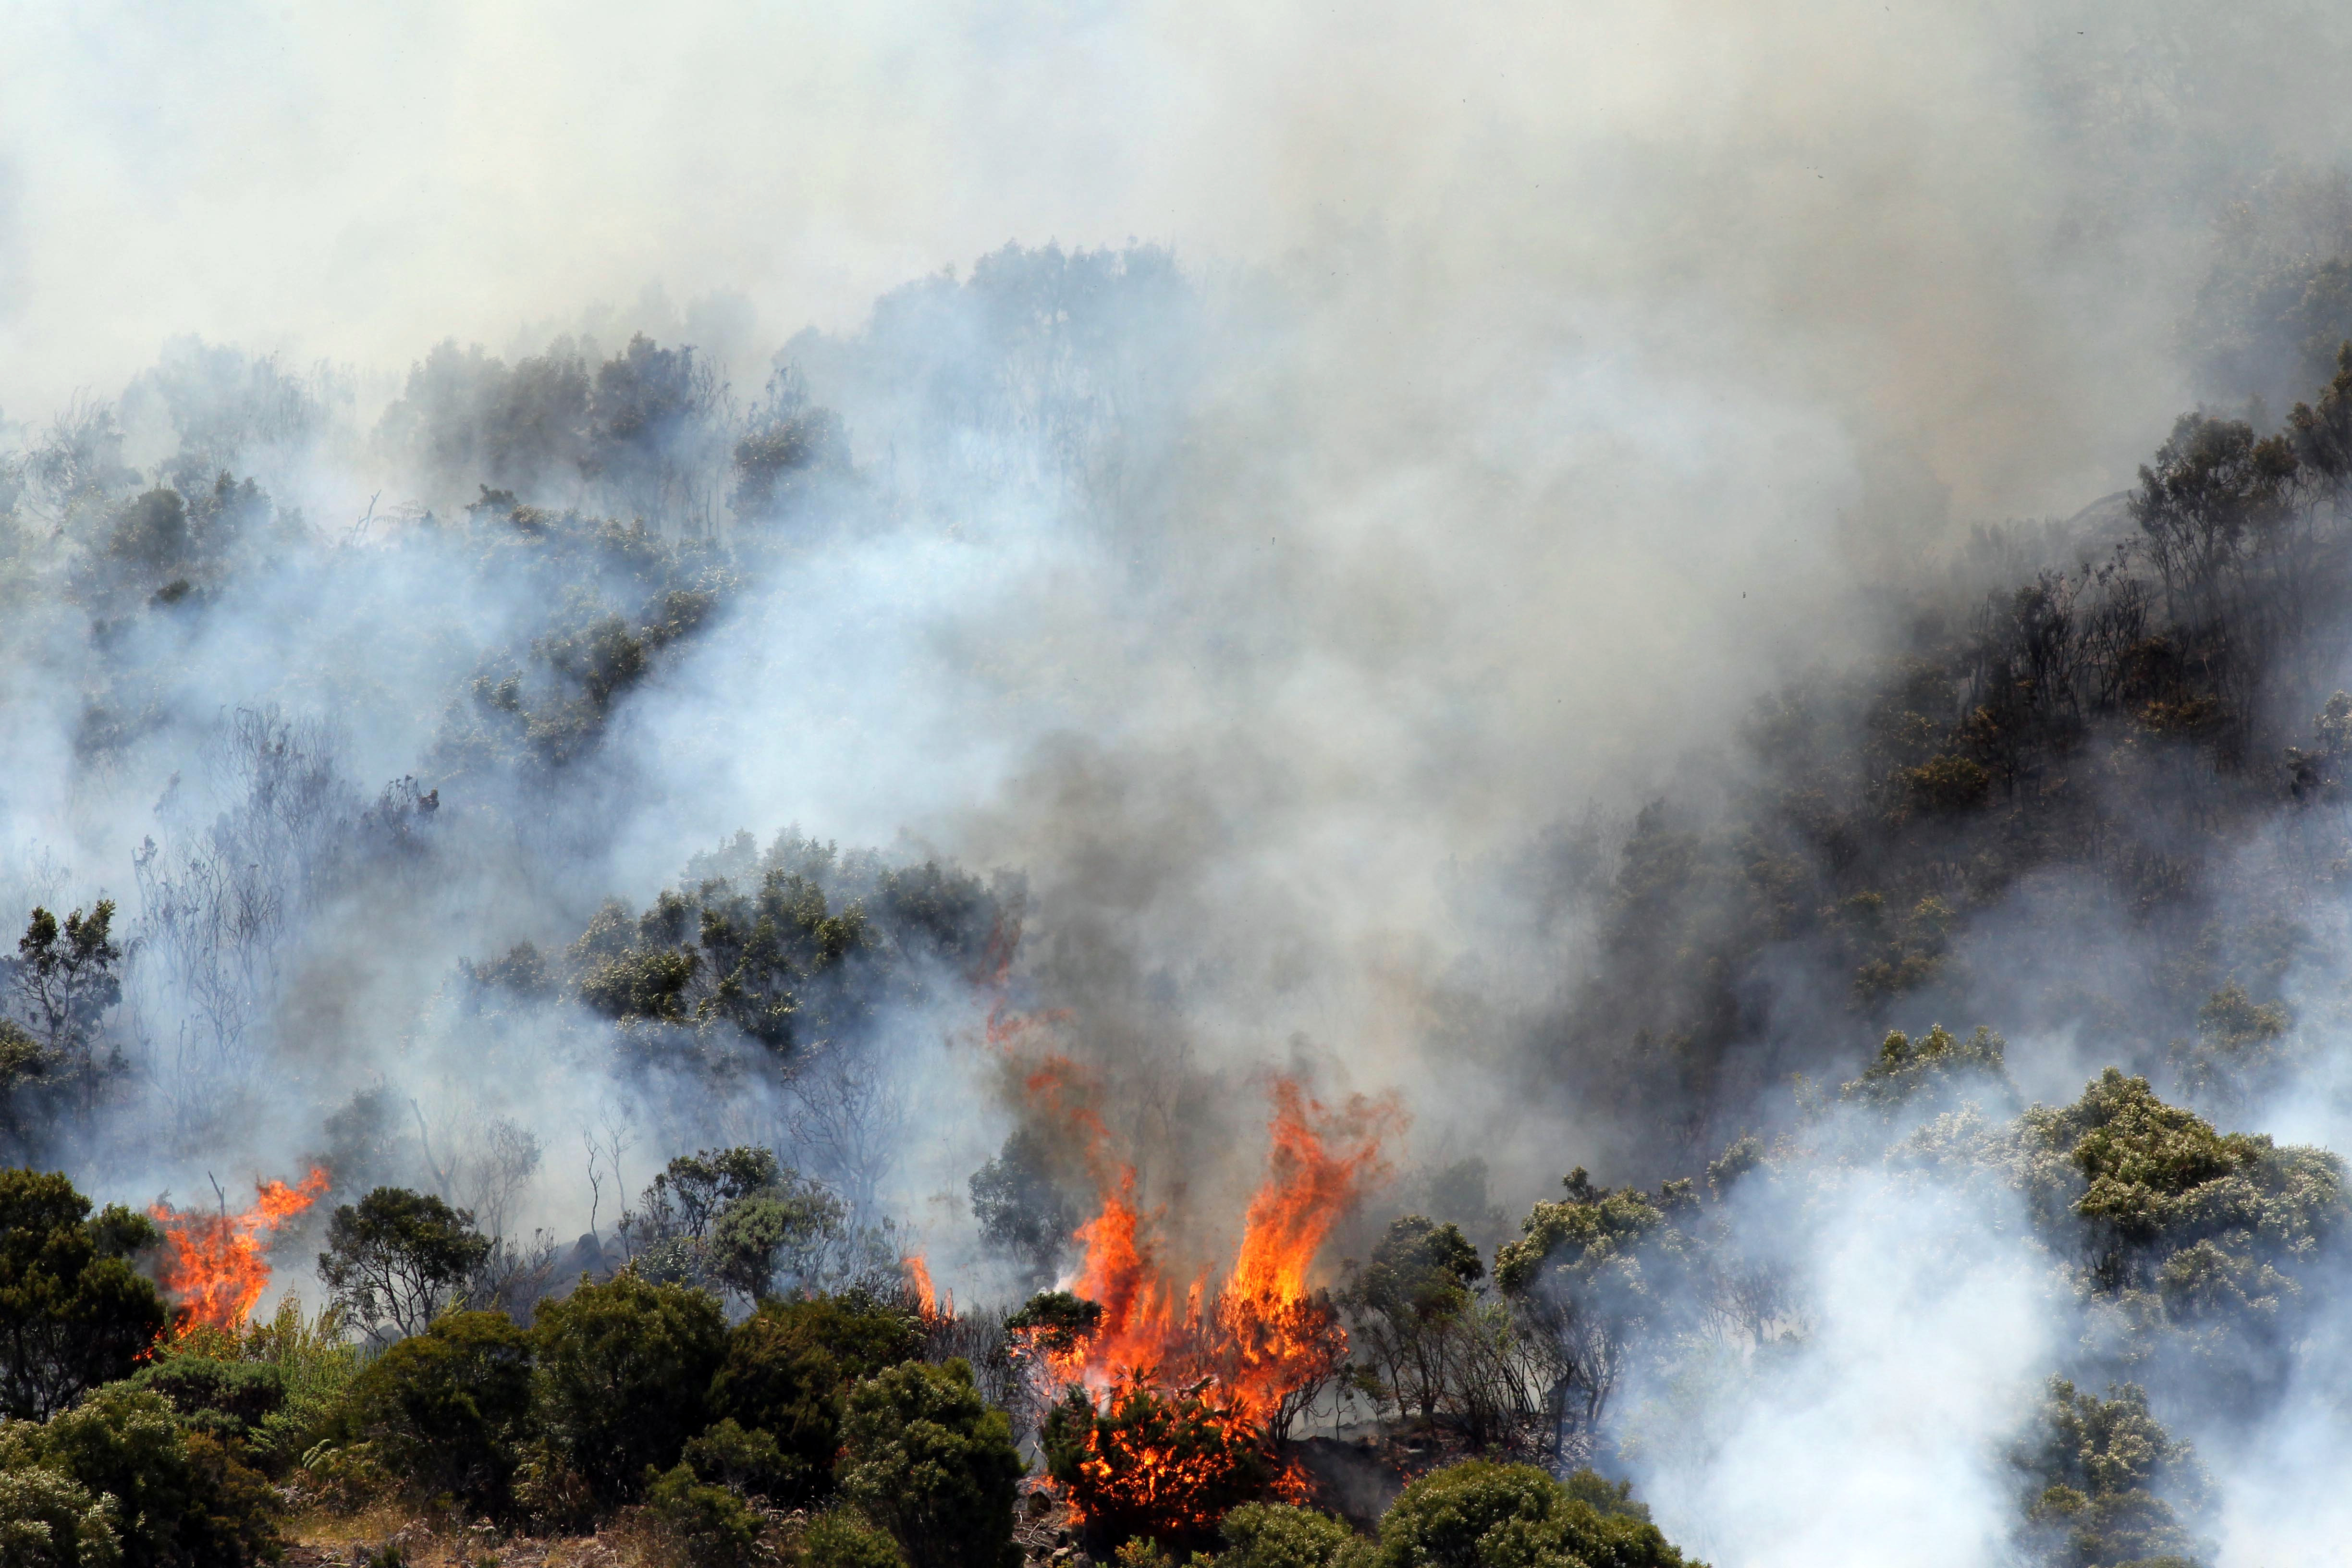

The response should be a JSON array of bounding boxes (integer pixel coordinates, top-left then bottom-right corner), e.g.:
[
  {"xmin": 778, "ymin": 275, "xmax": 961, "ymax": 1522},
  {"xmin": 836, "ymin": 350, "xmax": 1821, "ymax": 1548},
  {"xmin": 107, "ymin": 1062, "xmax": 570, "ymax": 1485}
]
[{"xmin": 1041, "ymin": 1378, "xmax": 1272, "ymax": 1553}]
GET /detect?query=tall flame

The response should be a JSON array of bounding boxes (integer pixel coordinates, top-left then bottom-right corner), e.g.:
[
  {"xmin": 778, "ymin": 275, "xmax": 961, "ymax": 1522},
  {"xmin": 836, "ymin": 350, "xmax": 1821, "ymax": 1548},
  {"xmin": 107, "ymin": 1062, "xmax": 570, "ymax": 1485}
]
[
  {"xmin": 149, "ymin": 1168, "xmax": 330, "ymax": 1331},
  {"xmin": 903, "ymin": 1252, "xmax": 953, "ymax": 1321},
  {"xmin": 1042, "ymin": 1078, "xmax": 1396, "ymax": 1426}
]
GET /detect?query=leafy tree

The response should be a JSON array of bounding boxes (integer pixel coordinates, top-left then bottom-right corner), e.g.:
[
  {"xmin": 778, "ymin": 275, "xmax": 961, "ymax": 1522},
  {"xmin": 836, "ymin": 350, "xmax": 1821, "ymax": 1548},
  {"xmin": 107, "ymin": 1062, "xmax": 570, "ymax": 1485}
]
[
  {"xmin": 0, "ymin": 1170, "xmax": 167, "ymax": 1419},
  {"xmin": 969, "ymin": 1130, "xmax": 1076, "ymax": 1290},
  {"xmin": 1371, "ymin": 1460, "xmax": 1697, "ymax": 1568},
  {"xmin": 317, "ymin": 1187, "xmax": 494, "ymax": 1341},
  {"xmin": 624, "ymin": 1149, "xmax": 852, "ymax": 1303},
  {"xmin": 1494, "ymin": 1170, "xmax": 1706, "ymax": 1440},
  {"xmin": 347, "ymin": 1310, "xmax": 533, "ymax": 1514},
  {"xmin": 2168, "ymin": 981, "xmax": 2294, "ymax": 1106},
  {"xmin": 837, "ymin": 1360, "xmax": 1023, "ymax": 1568},
  {"xmin": 2013, "ymin": 1379, "xmax": 2210, "ymax": 1568},
  {"xmin": 7, "ymin": 905, "xmax": 122, "ymax": 1107},
  {"xmin": 679, "ymin": 1419, "xmax": 799, "ymax": 1503},
  {"xmin": 2013, "ymin": 1069, "xmax": 2345, "ymax": 1308},
  {"xmin": 703, "ymin": 1311, "xmax": 846, "ymax": 1506},
  {"xmin": 1341, "ymin": 1215, "xmax": 1484, "ymax": 1429},
  {"xmin": 529, "ymin": 1273, "xmax": 727, "ymax": 1504}
]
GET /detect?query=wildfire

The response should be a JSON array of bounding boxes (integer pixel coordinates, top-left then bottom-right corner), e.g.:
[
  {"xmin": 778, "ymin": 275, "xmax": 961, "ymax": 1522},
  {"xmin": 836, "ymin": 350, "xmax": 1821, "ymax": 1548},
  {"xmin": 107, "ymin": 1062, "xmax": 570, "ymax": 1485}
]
[
  {"xmin": 149, "ymin": 1168, "xmax": 330, "ymax": 1331},
  {"xmin": 1021, "ymin": 1076, "xmax": 1397, "ymax": 1540},
  {"xmin": 903, "ymin": 1252, "xmax": 953, "ymax": 1321},
  {"xmin": 1043, "ymin": 1078, "xmax": 1392, "ymax": 1426}
]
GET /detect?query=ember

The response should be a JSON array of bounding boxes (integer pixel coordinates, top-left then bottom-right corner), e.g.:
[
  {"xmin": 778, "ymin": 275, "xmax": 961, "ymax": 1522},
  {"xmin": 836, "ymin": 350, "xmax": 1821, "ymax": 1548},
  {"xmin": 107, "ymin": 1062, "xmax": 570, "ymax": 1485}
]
[{"xmin": 149, "ymin": 1168, "xmax": 330, "ymax": 1331}]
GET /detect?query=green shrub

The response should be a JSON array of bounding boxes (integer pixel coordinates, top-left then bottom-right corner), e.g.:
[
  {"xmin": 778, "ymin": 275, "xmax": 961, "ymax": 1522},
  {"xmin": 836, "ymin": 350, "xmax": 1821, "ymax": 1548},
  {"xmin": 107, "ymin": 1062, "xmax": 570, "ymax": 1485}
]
[
  {"xmin": 0, "ymin": 1385, "xmax": 279, "ymax": 1568},
  {"xmin": 1217, "ymin": 1502, "xmax": 1369, "ymax": 1568},
  {"xmin": 795, "ymin": 1509, "xmax": 904, "ymax": 1568},
  {"xmin": 682, "ymin": 1420, "xmax": 804, "ymax": 1504},
  {"xmin": 837, "ymin": 1360, "xmax": 1022, "ymax": 1568},
  {"xmin": 349, "ymin": 1311, "xmax": 533, "ymax": 1513},
  {"xmin": 1373, "ymin": 1461, "xmax": 1696, "ymax": 1568},
  {"xmin": 0, "ymin": 1464, "xmax": 122, "ymax": 1568},
  {"xmin": 645, "ymin": 1462, "xmax": 762, "ymax": 1568},
  {"xmin": 125, "ymin": 1361, "xmax": 286, "ymax": 1442},
  {"xmin": 530, "ymin": 1274, "xmax": 727, "ymax": 1505},
  {"xmin": 705, "ymin": 1309, "xmax": 847, "ymax": 1505},
  {"xmin": 0, "ymin": 1171, "xmax": 168, "ymax": 1421},
  {"xmin": 751, "ymin": 1294, "xmax": 919, "ymax": 1386}
]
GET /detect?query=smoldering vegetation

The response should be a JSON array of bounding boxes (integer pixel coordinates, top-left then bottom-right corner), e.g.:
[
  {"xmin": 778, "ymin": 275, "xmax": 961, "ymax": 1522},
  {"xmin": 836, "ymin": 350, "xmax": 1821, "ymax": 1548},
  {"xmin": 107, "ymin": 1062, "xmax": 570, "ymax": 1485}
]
[{"xmin": 12, "ymin": 114, "xmax": 2352, "ymax": 1568}]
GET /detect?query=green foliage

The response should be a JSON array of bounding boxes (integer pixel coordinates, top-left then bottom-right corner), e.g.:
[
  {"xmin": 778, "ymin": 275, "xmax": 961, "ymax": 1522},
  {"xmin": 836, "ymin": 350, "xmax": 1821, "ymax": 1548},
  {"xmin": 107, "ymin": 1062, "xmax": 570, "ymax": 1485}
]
[
  {"xmin": 2014, "ymin": 1379, "xmax": 2210, "ymax": 1568},
  {"xmin": 529, "ymin": 1273, "xmax": 727, "ymax": 1504},
  {"xmin": 317, "ymin": 1187, "xmax": 493, "ymax": 1341},
  {"xmin": 124, "ymin": 1362, "xmax": 284, "ymax": 1442},
  {"xmin": 1340, "ymin": 1216, "xmax": 1486, "ymax": 1430},
  {"xmin": 645, "ymin": 1462, "xmax": 763, "ymax": 1568},
  {"xmin": 969, "ymin": 1131, "xmax": 1076, "ymax": 1290},
  {"xmin": 1839, "ymin": 1024, "xmax": 2016, "ymax": 1112},
  {"xmin": 0, "ymin": 1462, "xmax": 122, "ymax": 1568},
  {"xmin": 0, "ymin": 1386, "xmax": 278, "ymax": 1568},
  {"xmin": 701, "ymin": 1289, "xmax": 920, "ymax": 1507},
  {"xmin": 7, "ymin": 905, "xmax": 123, "ymax": 1104},
  {"xmin": 2015, "ymin": 1068, "xmax": 2346, "ymax": 1309},
  {"xmin": 573, "ymin": 871, "xmax": 872, "ymax": 1052},
  {"xmin": 0, "ymin": 1170, "xmax": 168, "ymax": 1420},
  {"xmin": 2168, "ymin": 981, "xmax": 2294, "ymax": 1105},
  {"xmin": 1493, "ymin": 1169, "xmax": 1705, "ymax": 1434},
  {"xmin": 837, "ymin": 1360, "xmax": 1022, "ymax": 1568},
  {"xmin": 1215, "ymin": 1502, "xmax": 1368, "ymax": 1568},
  {"xmin": 220, "ymin": 1296, "xmax": 366, "ymax": 1464},
  {"xmin": 348, "ymin": 1310, "xmax": 532, "ymax": 1514},
  {"xmin": 793, "ymin": 1509, "xmax": 905, "ymax": 1568},
  {"xmin": 1371, "ymin": 1460, "xmax": 1697, "ymax": 1568},
  {"xmin": 680, "ymin": 1419, "xmax": 801, "ymax": 1504},
  {"xmin": 704, "ymin": 1314, "xmax": 842, "ymax": 1505},
  {"xmin": 744, "ymin": 1294, "xmax": 922, "ymax": 1388},
  {"xmin": 622, "ymin": 1147, "xmax": 850, "ymax": 1302}
]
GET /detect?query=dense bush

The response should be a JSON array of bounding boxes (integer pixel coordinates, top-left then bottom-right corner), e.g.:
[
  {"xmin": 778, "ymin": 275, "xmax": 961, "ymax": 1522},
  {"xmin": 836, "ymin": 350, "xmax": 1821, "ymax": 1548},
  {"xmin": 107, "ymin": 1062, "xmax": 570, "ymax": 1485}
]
[
  {"xmin": 1372, "ymin": 1461, "xmax": 1697, "ymax": 1568},
  {"xmin": 529, "ymin": 1274, "xmax": 727, "ymax": 1503},
  {"xmin": 646, "ymin": 1461, "xmax": 763, "ymax": 1568},
  {"xmin": 0, "ymin": 1172, "xmax": 167, "ymax": 1420},
  {"xmin": 348, "ymin": 1310, "xmax": 533, "ymax": 1514},
  {"xmin": 1215, "ymin": 1503, "xmax": 1369, "ymax": 1568},
  {"xmin": 837, "ymin": 1360, "xmax": 1022, "ymax": 1568},
  {"xmin": 794, "ymin": 1509, "xmax": 906, "ymax": 1568},
  {"xmin": 0, "ymin": 1386, "xmax": 279, "ymax": 1568},
  {"xmin": 124, "ymin": 1361, "xmax": 285, "ymax": 1442}
]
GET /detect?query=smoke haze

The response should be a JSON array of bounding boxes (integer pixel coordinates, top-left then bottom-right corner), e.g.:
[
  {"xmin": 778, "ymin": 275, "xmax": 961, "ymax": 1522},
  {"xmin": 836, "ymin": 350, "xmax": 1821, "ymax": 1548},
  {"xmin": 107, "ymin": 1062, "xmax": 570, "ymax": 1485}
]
[{"xmin": 9, "ymin": 3, "xmax": 2352, "ymax": 1565}]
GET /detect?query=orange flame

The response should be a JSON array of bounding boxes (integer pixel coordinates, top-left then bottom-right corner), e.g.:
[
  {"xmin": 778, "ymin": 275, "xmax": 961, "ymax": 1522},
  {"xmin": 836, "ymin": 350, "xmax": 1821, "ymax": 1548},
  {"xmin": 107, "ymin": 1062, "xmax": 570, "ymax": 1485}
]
[
  {"xmin": 903, "ymin": 1252, "xmax": 953, "ymax": 1322},
  {"xmin": 149, "ymin": 1168, "xmax": 330, "ymax": 1331},
  {"xmin": 1025, "ymin": 1078, "xmax": 1396, "ymax": 1532}
]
